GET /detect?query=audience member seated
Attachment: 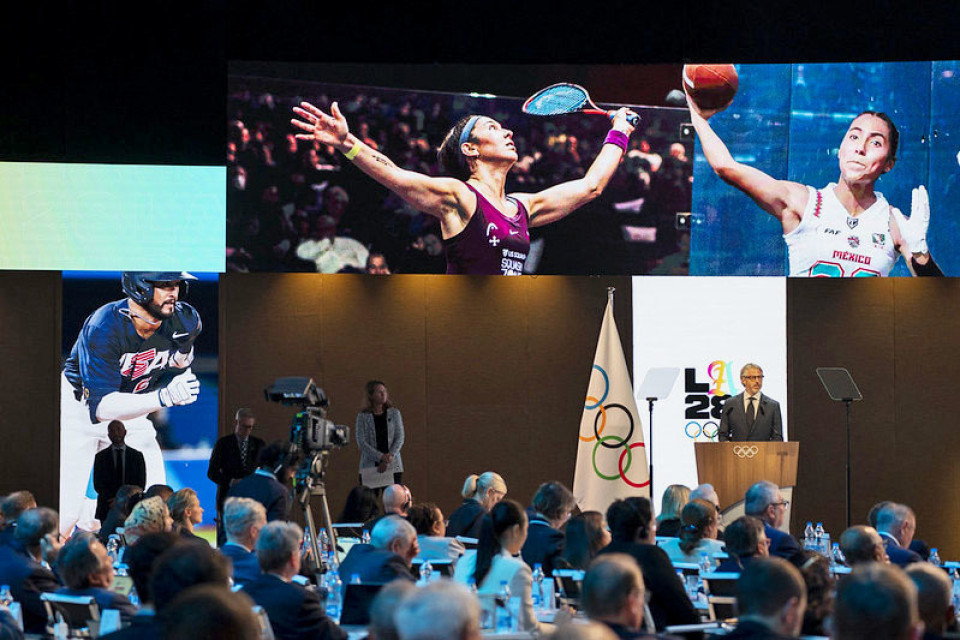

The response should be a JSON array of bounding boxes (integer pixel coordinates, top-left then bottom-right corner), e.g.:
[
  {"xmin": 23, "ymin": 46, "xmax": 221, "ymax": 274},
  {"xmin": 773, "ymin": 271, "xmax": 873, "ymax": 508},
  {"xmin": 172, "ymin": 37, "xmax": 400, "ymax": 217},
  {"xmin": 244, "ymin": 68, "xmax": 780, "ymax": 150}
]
[
  {"xmin": 98, "ymin": 485, "xmax": 143, "ymax": 544},
  {"xmin": 394, "ymin": 579, "xmax": 481, "ymax": 640},
  {"xmin": 659, "ymin": 499, "xmax": 725, "ymax": 564},
  {"xmin": 220, "ymin": 497, "xmax": 267, "ymax": 587},
  {"xmin": 407, "ymin": 502, "xmax": 465, "ymax": 564},
  {"xmin": 446, "ymin": 472, "xmax": 507, "ymax": 540},
  {"xmin": 832, "ymin": 563, "xmax": 922, "ymax": 640},
  {"xmin": 159, "ymin": 584, "xmax": 260, "ymax": 640},
  {"xmin": 561, "ymin": 511, "xmax": 610, "ymax": 570},
  {"xmin": 656, "ymin": 484, "xmax": 690, "ymax": 538},
  {"xmin": 581, "ymin": 553, "xmax": 655, "ymax": 639},
  {"xmin": 55, "ymin": 531, "xmax": 138, "ymax": 623},
  {"xmin": 725, "ymin": 557, "xmax": 806, "ymax": 640},
  {"xmin": 144, "ymin": 485, "xmax": 174, "ymax": 503},
  {"xmin": 167, "ymin": 488, "xmax": 207, "ymax": 544},
  {"xmin": 366, "ymin": 485, "xmax": 413, "ymax": 533},
  {"xmin": 242, "ymin": 521, "xmax": 347, "ymax": 640},
  {"xmin": 367, "ymin": 580, "xmax": 416, "ymax": 640},
  {"xmin": 0, "ymin": 492, "xmax": 36, "ymax": 547},
  {"xmin": 336, "ymin": 486, "xmax": 381, "ymax": 538},
  {"xmin": 876, "ymin": 503, "xmax": 923, "ymax": 567},
  {"xmin": 228, "ymin": 441, "xmax": 296, "ymax": 522},
  {"xmin": 521, "ymin": 481, "xmax": 575, "ymax": 577},
  {"xmin": 796, "ymin": 550, "xmax": 833, "ymax": 637},
  {"xmin": 0, "ymin": 608, "xmax": 21, "ymax": 640},
  {"xmin": 339, "ymin": 516, "xmax": 418, "ymax": 584},
  {"xmin": 0, "ymin": 508, "xmax": 62, "ymax": 634},
  {"xmin": 121, "ymin": 496, "xmax": 173, "ymax": 546},
  {"xmin": 867, "ymin": 501, "xmax": 892, "ymax": 530},
  {"xmin": 717, "ymin": 516, "xmax": 769, "ymax": 573},
  {"xmin": 839, "ymin": 525, "xmax": 889, "ymax": 567},
  {"xmin": 453, "ymin": 500, "xmax": 552, "ymax": 635},
  {"xmin": 690, "ymin": 483, "xmax": 724, "ymax": 535},
  {"xmin": 101, "ymin": 532, "xmax": 181, "ymax": 639},
  {"xmin": 905, "ymin": 563, "xmax": 953, "ymax": 640},
  {"xmin": 744, "ymin": 481, "xmax": 803, "ymax": 566},
  {"xmin": 597, "ymin": 498, "xmax": 699, "ymax": 631}
]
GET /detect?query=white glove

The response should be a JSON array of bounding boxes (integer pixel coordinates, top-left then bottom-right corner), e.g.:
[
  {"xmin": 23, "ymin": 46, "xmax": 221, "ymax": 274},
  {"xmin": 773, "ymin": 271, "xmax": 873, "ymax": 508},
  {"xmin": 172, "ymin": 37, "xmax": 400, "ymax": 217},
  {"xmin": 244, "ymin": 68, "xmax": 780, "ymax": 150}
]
[
  {"xmin": 159, "ymin": 369, "xmax": 200, "ymax": 407},
  {"xmin": 893, "ymin": 185, "xmax": 930, "ymax": 254}
]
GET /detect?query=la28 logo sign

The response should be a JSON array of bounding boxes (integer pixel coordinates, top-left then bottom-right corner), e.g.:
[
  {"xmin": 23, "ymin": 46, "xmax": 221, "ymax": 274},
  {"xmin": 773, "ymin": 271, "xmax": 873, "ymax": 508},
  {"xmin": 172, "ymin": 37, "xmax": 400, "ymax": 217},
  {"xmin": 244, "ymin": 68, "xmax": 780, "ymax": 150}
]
[{"xmin": 683, "ymin": 362, "xmax": 739, "ymax": 439}]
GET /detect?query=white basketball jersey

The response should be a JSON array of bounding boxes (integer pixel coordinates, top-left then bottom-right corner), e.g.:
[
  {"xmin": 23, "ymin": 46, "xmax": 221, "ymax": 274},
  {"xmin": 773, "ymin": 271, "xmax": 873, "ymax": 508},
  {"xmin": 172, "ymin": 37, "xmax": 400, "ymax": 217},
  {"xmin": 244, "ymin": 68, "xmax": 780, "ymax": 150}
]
[{"xmin": 784, "ymin": 184, "xmax": 898, "ymax": 277}]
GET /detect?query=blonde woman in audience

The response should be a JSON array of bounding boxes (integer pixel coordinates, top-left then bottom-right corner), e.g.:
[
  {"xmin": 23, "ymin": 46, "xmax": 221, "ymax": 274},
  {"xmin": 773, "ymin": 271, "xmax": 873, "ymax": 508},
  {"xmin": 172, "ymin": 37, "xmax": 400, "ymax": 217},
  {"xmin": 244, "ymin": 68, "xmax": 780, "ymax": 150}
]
[
  {"xmin": 121, "ymin": 496, "xmax": 173, "ymax": 545},
  {"xmin": 168, "ymin": 488, "xmax": 206, "ymax": 543},
  {"xmin": 656, "ymin": 484, "xmax": 690, "ymax": 538},
  {"xmin": 446, "ymin": 472, "xmax": 507, "ymax": 540}
]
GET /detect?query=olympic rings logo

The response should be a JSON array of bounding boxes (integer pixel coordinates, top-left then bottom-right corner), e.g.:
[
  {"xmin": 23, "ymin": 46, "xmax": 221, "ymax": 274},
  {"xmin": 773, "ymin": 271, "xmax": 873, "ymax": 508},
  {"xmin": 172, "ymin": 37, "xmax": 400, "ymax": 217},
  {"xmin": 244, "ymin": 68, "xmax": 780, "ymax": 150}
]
[
  {"xmin": 733, "ymin": 445, "xmax": 759, "ymax": 458},
  {"xmin": 685, "ymin": 421, "xmax": 719, "ymax": 440},
  {"xmin": 582, "ymin": 365, "xmax": 649, "ymax": 488}
]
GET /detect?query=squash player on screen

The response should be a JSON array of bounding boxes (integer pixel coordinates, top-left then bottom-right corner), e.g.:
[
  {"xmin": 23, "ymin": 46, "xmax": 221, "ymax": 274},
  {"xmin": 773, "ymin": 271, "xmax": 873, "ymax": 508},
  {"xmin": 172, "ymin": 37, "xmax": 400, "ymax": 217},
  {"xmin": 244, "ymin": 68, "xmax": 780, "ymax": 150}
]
[
  {"xmin": 291, "ymin": 100, "xmax": 638, "ymax": 275},
  {"xmin": 686, "ymin": 88, "xmax": 943, "ymax": 277},
  {"xmin": 59, "ymin": 272, "xmax": 203, "ymax": 535}
]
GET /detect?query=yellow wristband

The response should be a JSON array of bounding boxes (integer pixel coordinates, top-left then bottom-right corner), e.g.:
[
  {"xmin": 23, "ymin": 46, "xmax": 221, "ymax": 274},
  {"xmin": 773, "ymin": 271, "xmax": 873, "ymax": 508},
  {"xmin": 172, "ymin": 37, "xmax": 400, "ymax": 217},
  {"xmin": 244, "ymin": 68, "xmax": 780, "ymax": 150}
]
[{"xmin": 343, "ymin": 142, "xmax": 361, "ymax": 161}]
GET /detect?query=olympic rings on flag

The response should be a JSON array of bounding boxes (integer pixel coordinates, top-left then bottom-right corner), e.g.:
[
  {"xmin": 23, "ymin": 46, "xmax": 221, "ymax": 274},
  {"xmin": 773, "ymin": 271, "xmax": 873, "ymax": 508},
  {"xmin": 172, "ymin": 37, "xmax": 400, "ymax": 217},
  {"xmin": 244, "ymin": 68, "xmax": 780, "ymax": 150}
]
[
  {"xmin": 619, "ymin": 442, "xmax": 650, "ymax": 488},
  {"xmin": 584, "ymin": 365, "xmax": 609, "ymax": 410},
  {"xmin": 579, "ymin": 397, "xmax": 607, "ymax": 442},
  {"xmin": 595, "ymin": 403, "xmax": 634, "ymax": 448},
  {"xmin": 592, "ymin": 434, "xmax": 631, "ymax": 480}
]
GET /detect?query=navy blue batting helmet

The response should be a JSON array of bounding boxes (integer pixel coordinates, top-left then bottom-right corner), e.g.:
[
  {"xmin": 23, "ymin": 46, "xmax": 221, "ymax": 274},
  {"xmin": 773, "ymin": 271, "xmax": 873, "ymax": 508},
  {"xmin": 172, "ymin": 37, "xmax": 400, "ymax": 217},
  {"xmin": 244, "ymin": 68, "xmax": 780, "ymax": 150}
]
[{"xmin": 121, "ymin": 272, "xmax": 197, "ymax": 306}]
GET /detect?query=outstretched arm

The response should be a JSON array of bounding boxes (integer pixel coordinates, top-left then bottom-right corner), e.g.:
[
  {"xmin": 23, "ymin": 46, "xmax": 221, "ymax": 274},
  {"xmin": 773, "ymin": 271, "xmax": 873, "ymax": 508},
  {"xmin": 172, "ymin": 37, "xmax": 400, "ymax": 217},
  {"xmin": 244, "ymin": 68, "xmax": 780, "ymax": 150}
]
[
  {"xmin": 686, "ymin": 94, "xmax": 808, "ymax": 233},
  {"xmin": 514, "ymin": 108, "xmax": 638, "ymax": 228},
  {"xmin": 292, "ymin": 101, "xmax": 471, "ymax": 222}
]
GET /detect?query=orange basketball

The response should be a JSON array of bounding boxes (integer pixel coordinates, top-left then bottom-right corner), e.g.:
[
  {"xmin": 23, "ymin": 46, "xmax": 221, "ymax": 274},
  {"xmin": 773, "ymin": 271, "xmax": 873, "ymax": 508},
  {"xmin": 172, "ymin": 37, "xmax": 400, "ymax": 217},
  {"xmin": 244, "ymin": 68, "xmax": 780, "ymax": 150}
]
[{"xmin": 682, "ymin": 64, "xmax": 739, "ymax": 112}]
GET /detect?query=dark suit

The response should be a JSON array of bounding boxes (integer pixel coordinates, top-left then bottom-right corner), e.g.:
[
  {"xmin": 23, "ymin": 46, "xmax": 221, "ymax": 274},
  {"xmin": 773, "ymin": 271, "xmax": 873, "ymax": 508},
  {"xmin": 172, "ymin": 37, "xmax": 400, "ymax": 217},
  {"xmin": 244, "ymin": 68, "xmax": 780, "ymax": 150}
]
[
  {"xmin": 242, "ymin": 573, "xmax": 347, "ymax": 640},
  {"xmin": 92, "ymin": 445, "xmax": 146, "ymax": 522},
  {"xmin": 521, "ymin": 517, "xmax": 565, "ymax": 577},
  {"xmin": 55, "ymin": 586, "xmax": 138, "ymax": 623},
  {"xmin": 445, "ymin": 499, "xmax": 486, "ymax": 540},
  {"xmin": 880, "ymin": 533, "xmax": 923, "ymax": 567},
  {"xmin": 598, "ymin": 541, "xmax": 700, "ymax": 631},
  {"xmin": 337, "ymin": 544, "xmax": 415, "ymax": 584},
  {"xmin": 719, "ymin": 393, "xmax": 783, "ymax": 441},
  {"xmin": 208, "ymin": 434, "xmax": 265, "ymax": 517},
  {"xmin": 764, "ymin": 524, "xmax": 804, "ymax": 566},
  {"xmin": 0, "ymin": 542, "xmax": 62, "ymax": 634},
  {"xmin": 724, "ymin": 620, "xmax": 795, "ymax": 640},
  {"xmin": 228, "ymin": 471, "xmax": 290, "ymax": 522},
  {"xmin": 220, "ymin": 542, "xmax": 261, "ymax": 587},
  {"xmin": 100, "ymin": 611, "xmax": 159, "ymax": 640}
]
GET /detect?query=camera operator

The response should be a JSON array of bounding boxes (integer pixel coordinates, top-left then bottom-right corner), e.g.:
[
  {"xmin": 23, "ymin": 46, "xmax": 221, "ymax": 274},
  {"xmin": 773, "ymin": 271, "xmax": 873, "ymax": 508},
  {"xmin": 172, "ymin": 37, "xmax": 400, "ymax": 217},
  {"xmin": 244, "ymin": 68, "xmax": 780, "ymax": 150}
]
[{"xmin": 228, "ymin": 441, "xmax": 299, "ymax": 522}]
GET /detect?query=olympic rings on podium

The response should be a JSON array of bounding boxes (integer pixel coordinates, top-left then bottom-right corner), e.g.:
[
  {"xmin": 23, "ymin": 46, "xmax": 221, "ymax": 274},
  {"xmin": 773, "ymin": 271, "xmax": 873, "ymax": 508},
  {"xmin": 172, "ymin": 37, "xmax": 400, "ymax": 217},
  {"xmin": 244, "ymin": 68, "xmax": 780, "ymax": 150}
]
[{"xmin": 733, "ymin": 445, "xmax": 759, "ymax": 458}]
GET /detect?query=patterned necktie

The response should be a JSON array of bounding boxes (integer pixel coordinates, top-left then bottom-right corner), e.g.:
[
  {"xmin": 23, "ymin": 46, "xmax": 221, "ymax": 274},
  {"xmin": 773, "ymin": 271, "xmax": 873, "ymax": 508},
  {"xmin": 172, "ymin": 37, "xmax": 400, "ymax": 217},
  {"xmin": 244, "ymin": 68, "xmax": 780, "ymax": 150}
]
[
  {"xmin": 746, "ymin": 397, "xmax": 757, "ymax": 428},
  {"xmin": 240, "ymin": 438, "xmax": 248, "ymax": 469}
]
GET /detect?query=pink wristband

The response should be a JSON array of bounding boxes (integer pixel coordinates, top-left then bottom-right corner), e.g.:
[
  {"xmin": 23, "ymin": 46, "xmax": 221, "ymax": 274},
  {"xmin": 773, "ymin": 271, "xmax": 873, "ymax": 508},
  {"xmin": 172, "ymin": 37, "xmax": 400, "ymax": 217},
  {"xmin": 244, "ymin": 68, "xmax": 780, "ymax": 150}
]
[{"xmin": 603, "ymin": 129, "xmax": 629, "ymax": 152}]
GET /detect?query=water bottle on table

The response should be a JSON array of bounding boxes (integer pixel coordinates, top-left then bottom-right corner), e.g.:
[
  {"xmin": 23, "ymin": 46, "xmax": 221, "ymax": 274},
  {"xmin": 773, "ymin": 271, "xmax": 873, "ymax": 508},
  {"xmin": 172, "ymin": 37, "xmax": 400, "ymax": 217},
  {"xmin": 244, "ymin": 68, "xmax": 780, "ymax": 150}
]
[
  {"xmin": 496, "ymin": 581, "xmax": 514, "ymax": 632},
  {"xmin": 803, "ymin": 522, "xmax": 815, "ymax": 550},
  {"xmin": 930, "ymin": 548, "xmax": 942, "ymax": 567},
  {"xmin": 419, "ymin": 560, "xmax": 433, "ymax": 584},
  {"xmin": 531, "ymin": 563, "xmax": 545, "ymax": 610}
]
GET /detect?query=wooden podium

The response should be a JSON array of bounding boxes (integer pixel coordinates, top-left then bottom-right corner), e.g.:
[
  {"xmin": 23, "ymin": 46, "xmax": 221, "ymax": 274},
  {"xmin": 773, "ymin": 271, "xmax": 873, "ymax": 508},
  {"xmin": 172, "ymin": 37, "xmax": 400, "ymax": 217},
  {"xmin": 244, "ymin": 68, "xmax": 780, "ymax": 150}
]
[{"xmin": 694, "ymin": 442, "xmax": 799, "ymax": 511}]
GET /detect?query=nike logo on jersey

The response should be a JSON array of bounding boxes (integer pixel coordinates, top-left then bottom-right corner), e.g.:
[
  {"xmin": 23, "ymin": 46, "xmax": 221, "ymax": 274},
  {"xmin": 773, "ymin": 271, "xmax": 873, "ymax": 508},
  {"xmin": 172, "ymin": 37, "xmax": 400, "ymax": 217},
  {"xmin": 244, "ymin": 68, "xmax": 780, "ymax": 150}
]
[
  {"xmin": 172, "ymin": 332, "xmax": 191, "ymax": 339},
  {"xmin": 509, "ymin": 230, "xmax": 520, "ymax": 236}
]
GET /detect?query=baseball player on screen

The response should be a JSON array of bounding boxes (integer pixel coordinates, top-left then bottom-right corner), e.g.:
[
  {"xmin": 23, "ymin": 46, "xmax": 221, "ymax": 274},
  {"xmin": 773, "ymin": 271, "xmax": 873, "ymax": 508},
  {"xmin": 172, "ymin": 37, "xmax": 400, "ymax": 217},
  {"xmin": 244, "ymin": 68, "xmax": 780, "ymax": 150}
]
[{"xmin": 60, "ymin": 272, "xmax": 202, "ymax": 535}]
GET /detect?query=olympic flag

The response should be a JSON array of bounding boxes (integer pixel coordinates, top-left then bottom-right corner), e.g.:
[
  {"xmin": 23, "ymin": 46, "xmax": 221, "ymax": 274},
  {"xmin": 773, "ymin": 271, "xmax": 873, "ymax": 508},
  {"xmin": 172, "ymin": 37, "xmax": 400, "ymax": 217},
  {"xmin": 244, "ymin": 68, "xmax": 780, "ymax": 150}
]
[{"xmin": 573, "ymin": 291, "xmax": 649, "ymax": 513}]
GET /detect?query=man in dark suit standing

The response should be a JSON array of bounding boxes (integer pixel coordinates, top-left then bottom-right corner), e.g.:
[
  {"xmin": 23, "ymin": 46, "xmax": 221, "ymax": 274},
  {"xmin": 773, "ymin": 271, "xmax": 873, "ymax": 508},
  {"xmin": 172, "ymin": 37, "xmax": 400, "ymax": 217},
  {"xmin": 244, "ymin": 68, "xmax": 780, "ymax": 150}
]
[
  {"xmin": 243, "ymin": 521, "xmax": 347, "ymax": 640},
  {"xmin": 93, "ymin": 421, "xmax": 147, "ymax": 524},
  {"xmin": 208, "ymin": 409, "xmax": 266, "ymax": 542},
  {"xmin": 719, "ymin": 363, "xmax": 783, "ymax": 441}
]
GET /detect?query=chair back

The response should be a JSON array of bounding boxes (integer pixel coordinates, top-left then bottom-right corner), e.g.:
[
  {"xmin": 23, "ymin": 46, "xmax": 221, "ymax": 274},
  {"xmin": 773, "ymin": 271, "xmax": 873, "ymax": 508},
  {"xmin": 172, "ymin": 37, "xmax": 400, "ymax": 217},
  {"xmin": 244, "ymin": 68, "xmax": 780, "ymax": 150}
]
[
  {"xmin": 552, "ymin": 568, "xmax": 584, "ymax": 607},
  {"xmin": 40, "ymin": 593, "xmax": 99, "ymax": 637},
  {"xmin": 339, "ymin": 583, "xmax": 386, "ymax": 625},
  {"xmin": 411, "ymin": 558, "xmax": 455, "ymax": 577},
  {"xmin": 252, "ymin": 605, "xmax": 276, "ymax": 640},
  {"xmin": 701, "ymin": 572, "xmax": 740, "ymax": 621}
]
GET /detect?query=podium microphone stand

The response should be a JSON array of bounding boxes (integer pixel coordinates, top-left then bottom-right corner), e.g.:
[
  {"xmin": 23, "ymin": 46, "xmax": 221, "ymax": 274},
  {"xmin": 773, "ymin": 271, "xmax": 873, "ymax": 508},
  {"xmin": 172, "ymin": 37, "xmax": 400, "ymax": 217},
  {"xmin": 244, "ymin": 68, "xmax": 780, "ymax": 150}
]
[{"xmin": 815, "ymin": 367, "xmax": 862, "ymax": 528}]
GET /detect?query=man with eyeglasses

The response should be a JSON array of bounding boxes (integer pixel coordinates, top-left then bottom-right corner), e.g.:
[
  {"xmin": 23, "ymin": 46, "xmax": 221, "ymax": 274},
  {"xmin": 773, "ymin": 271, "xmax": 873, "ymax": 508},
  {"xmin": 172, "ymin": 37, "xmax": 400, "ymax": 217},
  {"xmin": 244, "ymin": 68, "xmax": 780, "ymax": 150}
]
[
  {"xmin": 744, "ymin": 481, "xmax": 804, "ymax": 567},
  {"xmin": 719, "ymin": 363, "xmax": 783, "ymax": 442}
]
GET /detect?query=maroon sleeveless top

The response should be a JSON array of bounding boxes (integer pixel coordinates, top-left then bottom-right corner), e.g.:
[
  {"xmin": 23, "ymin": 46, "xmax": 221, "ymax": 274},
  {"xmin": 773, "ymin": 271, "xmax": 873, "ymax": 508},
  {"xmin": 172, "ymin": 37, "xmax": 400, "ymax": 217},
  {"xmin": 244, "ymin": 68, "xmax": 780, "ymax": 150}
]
[{"xmin": 444, "ymin": 184, "xmax": 530, "ymax": 275}]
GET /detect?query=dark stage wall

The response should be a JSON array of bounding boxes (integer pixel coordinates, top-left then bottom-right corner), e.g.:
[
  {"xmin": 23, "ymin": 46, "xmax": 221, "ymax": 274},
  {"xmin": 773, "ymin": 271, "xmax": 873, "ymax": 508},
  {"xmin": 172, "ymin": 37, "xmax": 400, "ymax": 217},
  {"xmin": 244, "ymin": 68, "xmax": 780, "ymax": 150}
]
[
  {"xmin": 0, "ymin": 272, "xmax": 61, "ymax": 507},
  {"xmin": 787, "ymin": 279, "xmax": 960, "ymax": 556},
  {"xmin": 219, "ymin": 274, "xmax": 633, "ymax": 524}
]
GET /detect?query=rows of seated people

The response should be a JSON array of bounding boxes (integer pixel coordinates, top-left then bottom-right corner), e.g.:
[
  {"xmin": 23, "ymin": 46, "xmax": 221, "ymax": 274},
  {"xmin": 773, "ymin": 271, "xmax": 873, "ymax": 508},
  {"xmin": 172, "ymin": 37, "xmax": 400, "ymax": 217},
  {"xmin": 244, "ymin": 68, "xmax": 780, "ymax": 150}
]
[{"xmin": 0, "ymin": 469, "xmax": 952, "ymax": 640}]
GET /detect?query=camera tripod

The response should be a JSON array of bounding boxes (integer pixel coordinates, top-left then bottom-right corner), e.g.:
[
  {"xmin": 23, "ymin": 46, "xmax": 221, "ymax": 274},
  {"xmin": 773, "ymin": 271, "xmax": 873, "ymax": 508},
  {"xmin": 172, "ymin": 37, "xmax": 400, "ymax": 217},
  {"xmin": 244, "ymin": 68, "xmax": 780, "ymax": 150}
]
[{"xmin": 296, "ymin": 450, "xmax": 338, "ymax": 578}]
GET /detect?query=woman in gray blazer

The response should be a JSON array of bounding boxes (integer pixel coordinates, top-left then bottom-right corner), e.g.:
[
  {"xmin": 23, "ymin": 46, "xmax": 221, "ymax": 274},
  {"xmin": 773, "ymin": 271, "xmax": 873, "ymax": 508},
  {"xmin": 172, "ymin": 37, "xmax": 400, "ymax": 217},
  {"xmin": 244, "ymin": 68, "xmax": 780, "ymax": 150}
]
[{"xmin": 356, "ymin": 380, "xmax": 405, "ymax": 486}]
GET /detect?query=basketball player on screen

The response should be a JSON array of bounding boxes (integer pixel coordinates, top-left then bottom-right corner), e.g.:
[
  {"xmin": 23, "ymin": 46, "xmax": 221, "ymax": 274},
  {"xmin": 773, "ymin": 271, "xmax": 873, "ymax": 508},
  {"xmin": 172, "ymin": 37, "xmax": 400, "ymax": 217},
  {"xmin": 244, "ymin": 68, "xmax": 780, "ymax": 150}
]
[
  {"xmin": 60, "ymin": 272, "xmax": 202, "ymax": 535},
  {"xmin": 686, "ymin": 87, "xmax": 942, "ymax": 277},
  {"xmin": 291, "ymin": 101, "xmax": 638, "ymax": 275}
]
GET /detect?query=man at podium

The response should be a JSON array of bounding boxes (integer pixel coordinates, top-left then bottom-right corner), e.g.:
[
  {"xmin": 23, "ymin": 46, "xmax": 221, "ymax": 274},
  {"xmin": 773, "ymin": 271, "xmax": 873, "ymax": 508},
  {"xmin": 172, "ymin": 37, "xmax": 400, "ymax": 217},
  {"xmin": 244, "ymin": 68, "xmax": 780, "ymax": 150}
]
[{"xmin": 719, "ymin": 363, "xmax": 783, "ymax": 442}]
